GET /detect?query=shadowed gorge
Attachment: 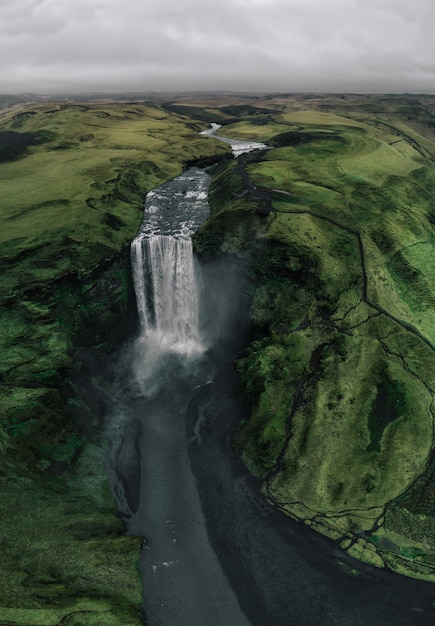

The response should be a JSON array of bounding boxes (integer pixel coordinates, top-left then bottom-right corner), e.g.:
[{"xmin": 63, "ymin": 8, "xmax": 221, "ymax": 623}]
[{"xmin": 1, "ymin": 93, "xmax": 435, "ymax": 624}]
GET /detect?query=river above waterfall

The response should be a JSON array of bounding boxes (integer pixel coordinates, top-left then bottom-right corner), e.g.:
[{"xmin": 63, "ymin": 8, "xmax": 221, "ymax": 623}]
[
  {"xmin": 199, "ymin": 122, "xmax": 268, "ymax": 157},
  {"xmin": 134, "ymin": 167, "xmax": 210, "ymax": 237},
  {"xmin": 104, "ymin": 162, "xmax": 435, "ymax": 625}
]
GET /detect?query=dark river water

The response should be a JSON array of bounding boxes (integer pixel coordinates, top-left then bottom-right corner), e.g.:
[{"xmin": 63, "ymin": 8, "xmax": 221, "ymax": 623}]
[{"xmin": 103, "ymin": 137, "xmax": 435, "ymax": 625}]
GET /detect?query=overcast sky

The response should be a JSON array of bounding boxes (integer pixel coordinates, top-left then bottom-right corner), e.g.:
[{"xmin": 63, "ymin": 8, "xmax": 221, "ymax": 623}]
[{"xmin": 1, "ymin": 0, "xmax": 435, "ymax": 94}]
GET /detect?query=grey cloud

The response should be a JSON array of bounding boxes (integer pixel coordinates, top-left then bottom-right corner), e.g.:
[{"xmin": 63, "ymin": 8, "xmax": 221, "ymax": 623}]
[
  {"xmin": 0, "ymin": 0, "xmax": 64, "ymax": 35},
  {"xmin": 1, "ymin": 0, "xmax": 435, "ymax": 93}
]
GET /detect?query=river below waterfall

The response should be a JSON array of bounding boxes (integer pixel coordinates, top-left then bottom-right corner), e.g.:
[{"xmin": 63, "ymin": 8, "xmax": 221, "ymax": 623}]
[{"xmin": 103, "ymin": 139, "xmax": 435, "ymax": 625}]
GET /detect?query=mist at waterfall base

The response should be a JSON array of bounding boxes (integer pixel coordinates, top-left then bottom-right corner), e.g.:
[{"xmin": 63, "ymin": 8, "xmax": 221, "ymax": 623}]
[
  {"xmin": 110, "ymin": 263, "xmax": 249, "ymax": 625},
  {"xmin": 101, "ymin": 161, "xmax": 435, "ymax": 624}
]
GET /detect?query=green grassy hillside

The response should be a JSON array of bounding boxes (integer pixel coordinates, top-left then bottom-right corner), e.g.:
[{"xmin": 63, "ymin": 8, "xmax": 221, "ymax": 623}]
[
  {"xmin": 0, "ymin": 100, "xmax": 228, "ymax": 623},
  {"xmin": 194, "ymin": 94, "xmax": 435, "ymax": 581}
]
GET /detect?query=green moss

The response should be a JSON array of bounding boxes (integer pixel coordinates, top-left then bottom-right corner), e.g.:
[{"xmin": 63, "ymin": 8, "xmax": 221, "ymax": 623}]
[
  {"xmin": 366, "ymin": 370, "xmax": 407, "ymax": 453},
  {"xmin": 0, "ymin": 474, "xmax": 143, "ymax": 623}
]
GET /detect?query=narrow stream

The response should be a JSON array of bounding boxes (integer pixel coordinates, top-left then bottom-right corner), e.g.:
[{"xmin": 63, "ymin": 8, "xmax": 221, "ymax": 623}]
[
  {"xmin": 104, "ymin": 130, "xmax": 435, "ymax": 625},
  {"xmin": 199, "ymin": 122, "xmax": 268, "ymax": 156}
]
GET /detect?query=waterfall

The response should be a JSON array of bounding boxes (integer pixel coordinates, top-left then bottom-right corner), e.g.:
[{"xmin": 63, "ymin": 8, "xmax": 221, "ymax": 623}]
[
  {"xmin": 131, "ymin": 232, "xmax": 203, "ymax": 354},
  {"xmin": 108, "ymin": 166, "xmax": 254, "ymax": 624}
]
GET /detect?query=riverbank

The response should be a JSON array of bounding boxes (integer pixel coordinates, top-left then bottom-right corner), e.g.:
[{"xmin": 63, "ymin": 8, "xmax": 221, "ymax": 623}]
[{"xmin": 186, "ymin": 334, "xmax": 435, "ymax": 625}]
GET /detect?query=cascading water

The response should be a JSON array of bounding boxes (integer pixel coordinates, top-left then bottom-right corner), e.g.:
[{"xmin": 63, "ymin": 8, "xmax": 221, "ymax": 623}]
[
  {"xmin": 107, "ymin": 166, "xmax": 250, "ymax": 625},
  {"xmin": 131, "ymin": 234, "xmax": 202, "ymax": 353},
  {"xmin": 129, "ymin": 167, "xmax": 210, "ymax": 355},
  {"xmin": 199, "ymin": 122, "xmax": 268, "ymax": 157}
]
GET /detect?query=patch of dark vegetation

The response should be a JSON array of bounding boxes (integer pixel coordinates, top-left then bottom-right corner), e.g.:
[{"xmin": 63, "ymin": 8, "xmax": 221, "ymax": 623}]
[
  {"xmin": 220, "ymin": 104, "xmax": 275, "ymax": 117},
  {"xmin": 249, "ymin": 117, "xmax": 274, "ymax": 126},
  {"xmin": 269, "ymin": 130, "xmax": 342, "ymax": 148},
  {"xmin": 103, "ymin": 212, "xmax": 126, "ymax": 230},
  {"xmin": 9, "ymin": 111, "xmax": 37, "ymax": 128},
  {"xmin": 0, "ymin": 129, "xmax": 56, "ymax": 162},
  {"xmin": 161, "ymin": 103, "xmax": 221, "ymax": 123},
  {"xmin": 59, "ymin": 104, "xmax": 90, "ymax": 113},
  {"xmin": 269, "ymin": 131, "xmax": 313, "ymax": 147},
  {"xmin": 140, "ymin": 159, "xmax": 167, "ymax": 179},
  {"xmin": 251, "ymin": 238, "xmax": 320, "ymax": 288},
  {"xmin": 350, "ymin": 180, "xmax": 396, "ymax": 213},
  {"xmin": 184, "ymin": 152, "xmax": 232, "ymax": 169},
  {"xmin": 79, "ymin": 133, "xmax": 94, "ymax": 142},
  {"xmin": 124, "ymin": 109, "xmax": 144, "ymax": 117},
  {"xmin": 207, "ymin": 158, "xmax": 246, "ymax": 206},
  {"xmin": 389, "ymin": 249, "xmax": 420, "ymax": 283},
  {"xmin": 8, "ymin": 410, "xmax": 75, "ymax": 471},
  {"xmin": 53, "ymin": 251, "xmax": 136, "ymax": 348},
  {"xmin": 194, "ymin": 203, "xmax": 259, "ymax": 257},
  {"xmin": 86, "ymin": 197, "xmax": 98, "ymax": 209},
  {"xmin": 366, "ymin": 371, "xmax": 406, "ymax": 452},
  {"xmin": 387, "ymin": 248, "xmax": 435, "ymax": 309},
  {"xmin": 410, "ymin": 167, "xmax": 435, "ymax": 205},
  {"xmin": 50, "ymin": 141, "xmax": 80, "ymax": 150},
  {"xmin": 392, "ymin": 452, "xmax": 435, "ymax": 518},
  {"xmin": 371, "ymin": 229, "xmax": 394, "ymax": 254}
]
